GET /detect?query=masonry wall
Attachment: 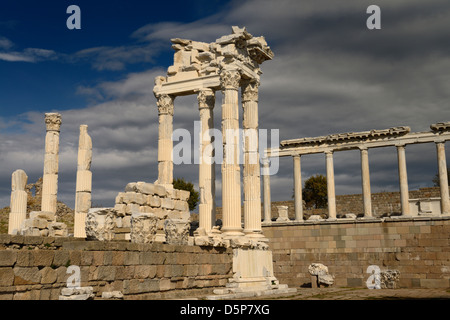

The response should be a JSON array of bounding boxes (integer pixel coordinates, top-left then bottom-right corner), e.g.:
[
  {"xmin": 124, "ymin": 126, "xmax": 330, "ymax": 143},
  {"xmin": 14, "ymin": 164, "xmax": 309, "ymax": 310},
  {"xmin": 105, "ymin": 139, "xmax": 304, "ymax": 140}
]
[
  {"xmin": 263, "ymin": 217, "xmax": 450, "ymax": 289},
  {"xmin": 0, "ymin": 235, "xmax": 232, "ymax": 300},
  {"xmin": 270, "ymin": 187, "xmax": 442, "ymax": 219}
]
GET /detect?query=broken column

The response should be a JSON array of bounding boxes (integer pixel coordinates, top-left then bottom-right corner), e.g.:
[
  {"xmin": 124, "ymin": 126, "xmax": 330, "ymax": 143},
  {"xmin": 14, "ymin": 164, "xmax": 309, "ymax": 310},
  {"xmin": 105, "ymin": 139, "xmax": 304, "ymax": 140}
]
[
  {"xmin": 262, "ymin": 158, "xmax": 272, "ymax": 223},
  {"xmin": 74, "ymin": 125, "xmax": 92, "ymax": 238},
  {"xmin": 220, "ymin": 69, "xmax": 243, "ymax": 237},
  {"xmin": 293, "ymin": 155, "xmax": 303, "ymax": 221},
  {"xmin": 360, "ymin": 147, "xmax": 373, "ymax": 218},
  {"xmin": 242, "ymin": 80, "xmax": 263, "ymax": 237},
  {"xmin": 197, "ymin": 88, "xmax": 216, "ymax": 233},
  {"xmin": 41, "ymin": 113, "xmax": 61, "ymax": 215},
  {"xmin": 8, "ymin": 169, "xmax": 28, "ymax": 235},
  {"xmin": 156, "ymin": 94, "xmax": 175, "ymax": 189}
]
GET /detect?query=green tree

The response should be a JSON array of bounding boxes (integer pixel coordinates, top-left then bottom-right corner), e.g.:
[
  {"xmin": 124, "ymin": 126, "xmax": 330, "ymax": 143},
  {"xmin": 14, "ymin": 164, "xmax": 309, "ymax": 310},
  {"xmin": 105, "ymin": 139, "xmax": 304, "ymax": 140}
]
[
  {"xmin": 302, "ymin": 174, "xmax": 328, "ymax": 209},
  {"xmin": 432, "ymin": 169, "xmax": 450, "ymax": 187},
  {"xmin": 173, "ymin": 178, "xmax": 199, "ymax": 211}
]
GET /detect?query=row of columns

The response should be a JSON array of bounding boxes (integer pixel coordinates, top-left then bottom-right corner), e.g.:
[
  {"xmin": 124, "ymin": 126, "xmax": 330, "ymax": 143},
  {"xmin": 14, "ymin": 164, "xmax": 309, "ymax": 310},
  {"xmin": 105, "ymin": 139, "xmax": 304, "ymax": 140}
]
[
  {"xmin": 268, "ymin": 141, "xmax": 449, "ymax": 221},
  {"xmin": 155, "ymin": 69, "xmax": 264, "ymax": 238}
]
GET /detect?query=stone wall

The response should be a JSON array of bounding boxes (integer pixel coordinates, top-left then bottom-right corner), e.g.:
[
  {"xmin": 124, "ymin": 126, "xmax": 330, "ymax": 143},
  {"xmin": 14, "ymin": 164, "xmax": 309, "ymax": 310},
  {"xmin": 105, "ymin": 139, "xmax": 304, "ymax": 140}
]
[
  {"xmin": 263, "ymin": 217, "xmax": 450, "ymax": 289},
  {"xmin": 0, "ymin": 235, "xmax": 232, "ymax": 300},
  {"xmin": 269, "ymin": 187, "xmax": 442, "ymax": 219}
]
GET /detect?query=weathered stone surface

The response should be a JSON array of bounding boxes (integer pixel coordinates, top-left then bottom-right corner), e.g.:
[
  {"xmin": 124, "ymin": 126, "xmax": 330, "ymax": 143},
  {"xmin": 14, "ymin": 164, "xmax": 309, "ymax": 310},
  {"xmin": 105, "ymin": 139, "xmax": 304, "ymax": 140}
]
[
  {"xmin": 130, "ymin": 213, "xmax": 158, "ymax": 244},
  {"xmin": 380, "ymin": 270, "xmax": 400, "ymax": 289},
  {"xmin": 164, "ymin": 219, "xmax": 190, "ymax": 245},
  {"xmin": 85, "ymin": 208, "xmax": 116, "ymax": 241},
  {"xmin": 308, "ymin": 263, "xmax": 334, "ymax": 286}
]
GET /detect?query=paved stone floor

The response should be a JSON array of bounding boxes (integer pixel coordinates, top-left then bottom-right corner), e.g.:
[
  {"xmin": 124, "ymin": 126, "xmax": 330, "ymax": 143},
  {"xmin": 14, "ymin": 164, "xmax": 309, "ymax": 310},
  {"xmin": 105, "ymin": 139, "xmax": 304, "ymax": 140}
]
[{"xmin": 239, "ymin": 287, "xmax": 450, "ymax": 300}]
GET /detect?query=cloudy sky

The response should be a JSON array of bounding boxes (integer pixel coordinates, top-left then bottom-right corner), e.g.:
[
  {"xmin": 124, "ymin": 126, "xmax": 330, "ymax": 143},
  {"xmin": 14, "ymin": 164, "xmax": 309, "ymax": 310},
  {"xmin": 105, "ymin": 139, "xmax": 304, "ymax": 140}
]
[{"xmin": 0, "ymin": 0, "xmax": 449, "ymax": 211}]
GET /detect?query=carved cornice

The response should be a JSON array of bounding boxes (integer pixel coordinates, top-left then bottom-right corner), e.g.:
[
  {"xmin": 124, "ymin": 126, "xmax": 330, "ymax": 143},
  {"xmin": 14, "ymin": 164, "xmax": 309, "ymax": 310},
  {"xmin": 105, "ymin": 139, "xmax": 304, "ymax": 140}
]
[
  {"xmin": 281, "ymin": 127, "xmax": 411, "ymax": 148},
  {"xmin": 156, "ymin": 94, "xmax": 174, "ymax": 116},
  {"xmin": 241, "ymin": 81, "xmax": 259, "ymax": 102},
  {"xmin": 430, "ymin": 122, "xmax": 450, "ymax": 132},
  {"xmin": 220, "ymin": 69, "xmax": 240, "ymax": 90},
  {"xmin": 197, "ymin": 89, "xmax": 215, "ymax": 110},
  {"xmin": 45, "ymin": 113, "xmax": 62, "ymax": 132}
]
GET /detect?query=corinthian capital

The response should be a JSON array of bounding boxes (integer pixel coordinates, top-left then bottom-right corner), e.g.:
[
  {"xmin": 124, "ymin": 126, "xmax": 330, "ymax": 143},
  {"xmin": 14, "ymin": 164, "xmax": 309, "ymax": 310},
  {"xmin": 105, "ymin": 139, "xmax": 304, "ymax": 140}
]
[
  {"xmin": 156, "ymin": 94, "xmax": 174, "ymax": 116},
  {"xmin": 45, "ymin": 113, "xmax": 62, "ymax": 132},
  {"xmin": 220, "ymin": 69, "xmax": 241, "ymax": 90},
  {"xmin": 197, "ymin": 89, "xmax": 215, "ymax": 110},
  {"xmin": 241, "ymin": 80, "xmax": 259, "ymax": 102}
]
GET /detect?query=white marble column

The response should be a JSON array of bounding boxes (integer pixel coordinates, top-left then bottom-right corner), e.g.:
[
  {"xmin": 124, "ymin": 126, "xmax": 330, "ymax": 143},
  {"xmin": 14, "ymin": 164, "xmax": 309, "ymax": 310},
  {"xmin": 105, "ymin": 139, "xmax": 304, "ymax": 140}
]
[
  {"xmin": 156, "ymin": 94, "xmax": 175, "ymax": 188},
  {"xmin": 41, "ymin": 113, "xmax": 61, "ymax": 215},
  {"xmin": 293, "ymin": 155, "xmax": 303, "ymax": 221},
  {"xmin": 220, "ymin": 69, "xmax": 243, "ymax": 236},
  {"xmin": 242, "ymin": 80, "xmax": 263, "ymax": 237},
  {"xmin": 8, "ymin": 169, "xmax": 28, "ymax": 234},
  {"xmin": 197, "ymin": 89, "xmax": 216, "ymax": 232},
  {"xmin": 262, "ymin": 158, "xmax": 272, "ymax": 223},
  {"xmin": 396, "ymin": 144, "xmax": 410, "ymax": 216},
  {"xmin": 360, "ymin": 147, "xmax": 372, "ymax": 218},
  {"xmin": 436, "ymin": 141, "xmax": 450, "ymax": 215},
  {"xmin": 325, "ymin": 151, "xmax": 337, "ymax": 219},
  {"xmin": 74, "ymin": 125, "xmax": 92, "ymax": 238}
]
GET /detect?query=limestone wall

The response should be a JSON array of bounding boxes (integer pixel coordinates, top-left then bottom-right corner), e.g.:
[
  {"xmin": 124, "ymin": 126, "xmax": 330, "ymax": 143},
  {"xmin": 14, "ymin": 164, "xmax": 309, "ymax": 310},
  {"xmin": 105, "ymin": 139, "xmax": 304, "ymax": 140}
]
[
  {"xmin": 263, "ymin": 217, "xmax": 450, "ymax": 289},
  {"xmin": 0, "ymin": 235, "xmax": 232, "ymax": 300}
]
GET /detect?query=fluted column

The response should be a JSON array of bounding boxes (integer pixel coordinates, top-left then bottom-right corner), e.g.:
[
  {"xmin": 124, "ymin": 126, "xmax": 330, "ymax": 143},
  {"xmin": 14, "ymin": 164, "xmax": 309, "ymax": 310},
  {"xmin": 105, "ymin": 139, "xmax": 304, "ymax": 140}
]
[
  {"xmin": 262, "ymin": 158, "xmax": 272, "ymax": 223},
  {"xmin": 197, "ymin": 89, "xmax": 216, "ymax": 232},
  {"xmin": 242, "ymin": 80, "xmax": 263, "ymax": 237},
  {"xmin": 74, "ymin": 125, "xmax": 92, "ymax": 238},
  {"xmin": 220, "ymin": 69, "xmax": 243, "ymax": 236},
  {"xmin": 360, "ymin": 147, "xmax": 372, "ymax": 217},
  {"xmin": 156, "ymin": 94, "xmax": 175, "ymax": 188},
  {"xmin": 396, "ymin": 144, "xmax": 410, "ymax": 216},
  {"xmin": 325, "ymin": 151, "xmax": 336, "ymax": 219},
  {"xmin": 293, "ymin": 155, "xmax": 303, "ymax": 221},
  {"xmin": 41, "ymin": 113, "xmax": 61, "ymax": 215},
  {"xmin": 436, "ymin": 141, "xmax": 450, "ymax": 215},
  {"xmin": 8, "ymin": 169, "xmax": 28, "ymax": 234}
]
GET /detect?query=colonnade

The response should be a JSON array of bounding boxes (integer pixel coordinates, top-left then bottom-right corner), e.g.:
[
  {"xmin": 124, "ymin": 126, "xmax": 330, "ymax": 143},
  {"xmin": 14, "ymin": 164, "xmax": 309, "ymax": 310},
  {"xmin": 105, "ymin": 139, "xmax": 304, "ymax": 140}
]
[
  {"xmin": 264, "ymin": 126, "xmax": 450, "ymax": 221},
  {"xmin": 155, "ymin": 69, "xmax": 263, "ymax": 238}
]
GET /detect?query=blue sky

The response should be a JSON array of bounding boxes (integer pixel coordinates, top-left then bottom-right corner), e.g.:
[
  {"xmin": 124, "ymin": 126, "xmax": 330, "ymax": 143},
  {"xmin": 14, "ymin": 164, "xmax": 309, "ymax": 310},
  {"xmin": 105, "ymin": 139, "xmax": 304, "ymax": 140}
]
[{"xmin": 1, "ymin": 0, "xmax": 449, "ymax": 211}]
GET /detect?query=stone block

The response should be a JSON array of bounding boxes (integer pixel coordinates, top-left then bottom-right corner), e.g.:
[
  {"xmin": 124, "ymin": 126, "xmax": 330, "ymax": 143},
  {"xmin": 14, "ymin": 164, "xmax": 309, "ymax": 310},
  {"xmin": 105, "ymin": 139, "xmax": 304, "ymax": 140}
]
[
  {"xmin": 0, "ymin": 250, "xmax": 17, "ymax": 267},
  {"xmin": 174, "ymin": 200, "xmax": 189, "ymax": 212},
  {"xmin": 147, "ymin": 195, "xmax": 161, "ymax": 207},
  {"xmin": 161, "ymin": 198, "xmax": 175, "ymax": 210},
  {"xmin": 0, "ymin": 268, "xmax": 14, "ymax": 286},
  {"xmin": 40, "ymin": 267, "xmax": 57, "ymax": 284},
  {"xmin": 13, "ymin": 267, "xmax": 42, "ymax": 285}
]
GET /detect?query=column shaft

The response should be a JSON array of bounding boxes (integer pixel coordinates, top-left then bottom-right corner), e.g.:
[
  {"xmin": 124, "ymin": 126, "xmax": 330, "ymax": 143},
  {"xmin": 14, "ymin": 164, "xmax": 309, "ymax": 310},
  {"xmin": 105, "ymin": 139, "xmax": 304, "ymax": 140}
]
[
  {"xmin": 360, "ymin": 148, "xmax": 372, "ymax": 217},
  {"xmin": 74, "ymin": 125, "xmax": 92, "ymax": 238},
  {"xmin": 325, "ymin": 151, "xmax": 336, "ymax": 219},
  {"xmin": 262, "ymin": 158, "xmax": 272, "ymax": 223},
  {"xmin": 220, "ymin": 69, "xmax": 243, "ymax": 236},
  {"xmin": 156, "ymin": 94, "xmax": 174, "ymax": 188},
  {"xmin": 436, "ymin": 141, "xmax": 450, "ymax": 215},
  {"xmin": 293, "ymin": 155, "xmax": 303, "ymax": 221},
  {"xmin": 8, "ymin": 169, "xmax": 28, "ymax": 234},
  {"xmin": 41, "ymin": 113, "xmax": 61, "ymax": 214},
  {"xmin": 397, "ymin": 145, "xmax": 410, "ymax": 216},
  {"xmin": 242, "ymin": 81, "xmax": 263, "ymax": 236},
  {"xmin": 198, "ymin": 89, "xmax": 216, "ymax": 232}
]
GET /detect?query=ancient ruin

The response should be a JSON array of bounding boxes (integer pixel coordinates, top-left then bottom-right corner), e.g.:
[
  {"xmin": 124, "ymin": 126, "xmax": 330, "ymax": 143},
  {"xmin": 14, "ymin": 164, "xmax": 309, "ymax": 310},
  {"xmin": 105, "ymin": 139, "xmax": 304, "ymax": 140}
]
[
  {"xmin": 264, "ymin": 123, "xmax": 450, "ymax": 222},
  {"xmin": 2, "ymin": 26, "xmax": 449, "ymax": 300}
]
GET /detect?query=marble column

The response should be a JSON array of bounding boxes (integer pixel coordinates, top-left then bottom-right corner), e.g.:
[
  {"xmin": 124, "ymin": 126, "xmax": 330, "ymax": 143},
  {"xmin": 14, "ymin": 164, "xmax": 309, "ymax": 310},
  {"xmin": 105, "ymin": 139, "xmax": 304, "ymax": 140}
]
[
  {"xmin": 156, "ymin": 94, "xmax": 175, "ymax": 188},
  {"xmin": 262, "ymin": 158, "xmax": 272, "ymax": 223},
  {"xmin": 197, "ymin": 89, "xmax": 216, "ymax": 232},
  {"xmin": 396, "ymin": 144, "xmax": 410, "ymax": 216},
  {"xmin": 220, "ymin": 69, "xmax": 243, "ymax": 236},
  {"xmin": 8, "ymin": 169, "xmax": 28, "ymax": 234},
  {"xmin": 242, "ymin": 80, "xmax": 263, "ymax": 237},
  {"xmin": 74, "ymin": 125, "xmax": 92, "ymax": 238},
  {"xmin": 325, "ymin": 151, "xmax": 336, "ymax": 219},
  {"xmin": 293, "ymin": 155, "xmax": 303, "ymax": 221},
  {"xmin": 41, "ymin": 113, "xmax": 61, "ymax": 215},
  {"xmin": 436, "ymin": 141, "xmax": 450, "ymax": 215},
  {"xmin": 360, "ymin": 147, "xmax": 372, "ymax": 218}
]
